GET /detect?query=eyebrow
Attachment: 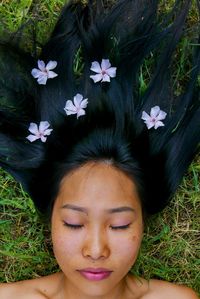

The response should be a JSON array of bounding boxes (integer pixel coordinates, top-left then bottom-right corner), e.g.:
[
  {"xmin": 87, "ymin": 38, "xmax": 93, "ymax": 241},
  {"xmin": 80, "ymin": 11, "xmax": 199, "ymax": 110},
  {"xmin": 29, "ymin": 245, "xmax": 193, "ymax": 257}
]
[
  {"xmin": 107, "ymin": 206, "xmax": 135, "ymax": 214},
  {"xmin": 61, "ymin": 204, "xmax": 88, "ymax": 215},
  {"xmin": 61, "ymin": 204, "xmax": 135, "ymax": 215}
]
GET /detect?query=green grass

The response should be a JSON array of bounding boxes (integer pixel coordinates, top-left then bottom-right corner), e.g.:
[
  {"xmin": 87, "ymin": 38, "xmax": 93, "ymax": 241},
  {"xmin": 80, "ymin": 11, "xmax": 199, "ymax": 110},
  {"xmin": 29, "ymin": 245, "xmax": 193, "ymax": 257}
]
[
  {"xmin": 0, "ymin": 171, "xmax": 57, "ymax": 281},
  {"xmin": 0, "ymin": 0, "xmax": 200, "ymax": 296}
]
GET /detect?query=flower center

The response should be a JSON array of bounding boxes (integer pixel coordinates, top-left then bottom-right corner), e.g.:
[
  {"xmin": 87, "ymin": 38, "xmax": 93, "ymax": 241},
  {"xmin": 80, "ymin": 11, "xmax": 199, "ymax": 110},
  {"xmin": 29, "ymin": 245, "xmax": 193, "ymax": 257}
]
[
  {"xmin": 43, "ymin": 68, "xmax": 48, "ymax": 75},
  {"xmin": 102, "ymin": 70, "xmax": 107, "ymax": 75}
]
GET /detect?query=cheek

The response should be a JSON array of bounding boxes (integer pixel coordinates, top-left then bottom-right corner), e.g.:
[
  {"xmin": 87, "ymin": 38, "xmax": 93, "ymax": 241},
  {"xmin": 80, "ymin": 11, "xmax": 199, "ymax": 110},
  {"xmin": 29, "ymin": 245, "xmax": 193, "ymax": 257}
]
[
  {"xmin": 113, "ymin": 228, "xmax": 143, "ymax": 267},
  {"xmin": 116, "ymin": 235, "xmax": 141, "ymax": 256},
  {"xmin": 51, "ymin": 209, "xmax": 80, "ymax": 257},
  {"xmin": 52, "ymin": 228, "xmax": 82, "ymax": 258},
  {"xmin": 51, "ymin": 218, "xmax": 82, "ymax": 265},
  {"xmin": 51, "ymin": 230, "xmax": 85, "ymax": 275}
]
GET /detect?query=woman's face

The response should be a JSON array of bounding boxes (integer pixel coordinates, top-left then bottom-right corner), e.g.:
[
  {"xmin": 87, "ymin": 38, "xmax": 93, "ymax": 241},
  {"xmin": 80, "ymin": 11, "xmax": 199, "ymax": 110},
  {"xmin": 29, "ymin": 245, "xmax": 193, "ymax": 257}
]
[{"xmin": 51, "ymin": 162, "xmax": 143, "ymax": 297}]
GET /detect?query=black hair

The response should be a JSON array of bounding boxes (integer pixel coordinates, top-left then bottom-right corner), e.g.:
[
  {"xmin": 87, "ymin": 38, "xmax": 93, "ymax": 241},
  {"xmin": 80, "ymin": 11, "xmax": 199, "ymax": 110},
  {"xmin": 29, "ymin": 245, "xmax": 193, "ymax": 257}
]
[{"xmin": 0, "ymin": 0, "xmax": 199, "ymax": 215}]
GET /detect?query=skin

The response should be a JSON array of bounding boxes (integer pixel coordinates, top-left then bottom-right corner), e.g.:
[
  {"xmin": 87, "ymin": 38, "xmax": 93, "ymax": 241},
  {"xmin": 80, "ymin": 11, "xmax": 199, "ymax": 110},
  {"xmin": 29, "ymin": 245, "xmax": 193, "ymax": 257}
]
[{"xmin": 0, "ymin": 162, "xmax": 198, "ymax": 299}]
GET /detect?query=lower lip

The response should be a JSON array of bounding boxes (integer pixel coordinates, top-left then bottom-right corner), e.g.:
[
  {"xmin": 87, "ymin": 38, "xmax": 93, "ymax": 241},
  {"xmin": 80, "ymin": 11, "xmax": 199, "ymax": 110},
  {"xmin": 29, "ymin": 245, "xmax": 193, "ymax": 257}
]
[{"xmin": 78, "ymin": 271, "xmax": 112, "ymax": 281}]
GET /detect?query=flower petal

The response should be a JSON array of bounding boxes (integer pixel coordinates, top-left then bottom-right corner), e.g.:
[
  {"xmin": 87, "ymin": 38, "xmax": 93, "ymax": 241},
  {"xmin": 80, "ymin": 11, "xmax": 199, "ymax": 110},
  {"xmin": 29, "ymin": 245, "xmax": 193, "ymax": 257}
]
[
  {"xmin": 37, "ymin": 75, "xmax": 48, "ymax": 85},
  {"xmin": 90, "ymin": 61, "xmax": 102, "ymax": 73},
  {"xmin": 41, "ymin": 136, "xmax": 47, "ymax": 142},
  {"xmin": 102, "ymin": 74, "xmax": 110, "ymax": 82},
  {"xmin": 157, "ymin": 110, "xmax": 167, "ymax": 121},
  {"xmin": 31, "ymin": 69, "xmax": 41, "ymax": 78},
  {"xmin": 28, "ymin": 123, "xmax": 39, "ymax": 135},
  {"xmin": 150, "ymin": 106, "xmax": 160, "ymax": 118},
  {"xmin": 90, "ymin": 74, "xmax": 103, "ymax": 83},
  {"xmin": 37, "ymin": 60, "xmax": 46, "ymax": 71},
  {"xmin": 64, "ymin": 100, "xmax": 77, "ymax": 115},
  {"xmin": 43, "ymin": 129, "xmax": 53, "ymax": 136},
  {"xmin": 154, "ymin": 121, "xmax": 165, "ymax": 129},
  {"xmin": 80, "ymin": 98, "xmax": 88, "ymax": 109},
  {"xmin": 47, "ymin": 71, "xmax": 58, "ymax": 79},
  {"xmin": 145, "ymin": 121, "xmax": 155, "ymax": 129},
  {"xmin": 106, "ymin": 67, "xmax": 117, "ymax": 78},
  {"xmin": 101, "ymin": 59, "xmax": 111, "ymax": 70},
  {"xmin": 39, "ymin": 121, "xmax": 50, "ymax": 133},
  {"xmin": 74, "ymin": 93, "xmax": 83, "ymax": 107},
  {"xmin": 46, "ymin": 60, "xmax": 57, "ymax": 70},
  {"xmin": 141, "ymin": 111, "xmax": 150, "ymax": 121},
  {"xmin": 65, "ymin": 110, "xmax": 77, "ymax": 116},
  {"xmin": 26, "ymin": 134, "xmax": 39, "ymax": 142},
  {"xmin": 77, "ymin": 109, "xmax": 86, "ymax": 118}
]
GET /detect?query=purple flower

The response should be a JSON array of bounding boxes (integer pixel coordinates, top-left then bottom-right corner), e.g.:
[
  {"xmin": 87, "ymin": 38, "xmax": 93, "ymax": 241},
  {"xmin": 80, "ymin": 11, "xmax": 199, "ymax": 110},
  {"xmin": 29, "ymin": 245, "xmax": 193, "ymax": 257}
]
[
  {"xmin": 90, "ymin": 59, "xmax": 117, "ymax": 83},
  {"xmin": 26, "ymin": 121, "xmax": 53, "ymax": 142},
  {"xmin": 31, "ymin": 60, "xmax": 58, "ymax": 85},
  {"xmin": 142, "ymin": 106, "xmax": 167, "ymax": 129},
  {"xmin": 64, "ymin": 94, "xmax": 88, "ymax": 119}
]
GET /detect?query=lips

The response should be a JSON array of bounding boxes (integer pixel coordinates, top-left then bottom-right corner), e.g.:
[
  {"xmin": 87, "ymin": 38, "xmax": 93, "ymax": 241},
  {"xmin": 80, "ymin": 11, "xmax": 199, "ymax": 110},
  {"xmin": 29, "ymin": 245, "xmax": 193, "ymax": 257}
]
[{"xmin": 77, "ymin": 268, "xmax": 113, "ymax": 281}]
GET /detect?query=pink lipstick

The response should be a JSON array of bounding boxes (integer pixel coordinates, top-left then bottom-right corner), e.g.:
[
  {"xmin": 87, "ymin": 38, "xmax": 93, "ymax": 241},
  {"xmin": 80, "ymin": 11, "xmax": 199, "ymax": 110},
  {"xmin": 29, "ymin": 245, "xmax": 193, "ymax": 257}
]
[{"xmin": 77, "ymin": 268, "xmax": 113, "ymax": 281}]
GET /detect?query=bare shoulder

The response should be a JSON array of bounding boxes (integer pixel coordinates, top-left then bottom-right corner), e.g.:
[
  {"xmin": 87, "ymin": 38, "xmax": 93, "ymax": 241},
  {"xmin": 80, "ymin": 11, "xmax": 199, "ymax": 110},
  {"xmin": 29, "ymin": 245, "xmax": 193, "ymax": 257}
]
[
  {"xmin": 0, "ymin": 272, "xmax": 62, "ymax": 299},
  {"xmin": 125, "ymin": 275, "xmax": 198, "ymax": 299},
  {"xmin": 147, "ymin": 279, "xmax": 199, "ymax": 299},
  {"xmin": 0, "ymin": 281, "xmax": 44, "ymax": 299}
]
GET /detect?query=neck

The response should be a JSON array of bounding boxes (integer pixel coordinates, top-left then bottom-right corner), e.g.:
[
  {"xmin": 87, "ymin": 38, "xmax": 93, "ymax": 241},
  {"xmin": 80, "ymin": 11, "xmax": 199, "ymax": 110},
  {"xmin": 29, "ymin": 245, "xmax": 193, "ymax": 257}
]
[{"xmin": 60, "ymin": 273, "xmax": 128, "ymax": 299}]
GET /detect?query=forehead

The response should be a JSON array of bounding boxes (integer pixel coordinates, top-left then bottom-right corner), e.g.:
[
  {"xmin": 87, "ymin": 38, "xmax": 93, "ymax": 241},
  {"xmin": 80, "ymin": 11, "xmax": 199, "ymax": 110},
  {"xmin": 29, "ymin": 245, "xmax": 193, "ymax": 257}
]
[{"xmin": 55, "ymin": 162, "xmax": 141, "ymax": 211}]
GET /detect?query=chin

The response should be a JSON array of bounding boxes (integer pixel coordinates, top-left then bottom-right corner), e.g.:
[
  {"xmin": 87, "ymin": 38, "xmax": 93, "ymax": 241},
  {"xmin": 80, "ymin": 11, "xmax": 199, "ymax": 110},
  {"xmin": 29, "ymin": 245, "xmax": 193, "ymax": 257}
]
[
  {"xmin": 77, "ymin": 283, "xmax": 115, "ymax": 297},
  {"xmin": 70, "ymin": 272, "xmax": 125, "ymax": 298}
]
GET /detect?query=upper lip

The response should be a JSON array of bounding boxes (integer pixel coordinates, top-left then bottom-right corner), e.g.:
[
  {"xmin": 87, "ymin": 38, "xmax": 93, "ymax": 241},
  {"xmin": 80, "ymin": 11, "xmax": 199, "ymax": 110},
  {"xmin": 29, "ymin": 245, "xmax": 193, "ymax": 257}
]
[{"xmin": 78, "ymin": 268, "xmax": 112, "ymax": 273}]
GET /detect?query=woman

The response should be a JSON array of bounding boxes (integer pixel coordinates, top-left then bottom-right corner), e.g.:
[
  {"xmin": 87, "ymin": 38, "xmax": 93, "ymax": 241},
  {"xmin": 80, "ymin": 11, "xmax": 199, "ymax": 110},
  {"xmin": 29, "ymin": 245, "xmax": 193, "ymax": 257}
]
[{"xmin": 0, "ymin": 0, "xmax": 199, "ymax": 298}]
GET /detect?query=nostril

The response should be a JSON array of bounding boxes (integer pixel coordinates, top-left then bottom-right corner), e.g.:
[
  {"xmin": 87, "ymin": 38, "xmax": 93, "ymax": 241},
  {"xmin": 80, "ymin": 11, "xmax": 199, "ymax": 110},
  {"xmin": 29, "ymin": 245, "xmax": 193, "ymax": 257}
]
[
  {"xmin": 82, "ymin": 240, "xmax": 110, "ymax": 260},
  {"xmin": 82, "ymin": 248, "xmax": 110, "ymax": 260}
]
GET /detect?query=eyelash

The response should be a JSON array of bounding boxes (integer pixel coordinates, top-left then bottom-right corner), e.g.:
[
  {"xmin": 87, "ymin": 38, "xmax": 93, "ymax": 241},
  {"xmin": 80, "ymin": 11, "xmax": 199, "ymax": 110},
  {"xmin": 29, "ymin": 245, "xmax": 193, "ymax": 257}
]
[
  {"xmin": 110, "ymin": 224, "xmax": 131, "ymax": 230},
  {"xmin": 63, "ymin": 222, "xmax": 83, "ymax": 229},
  {"xmin": 63, "ymin": 222, "xmax": 131, "ymax": 230}
]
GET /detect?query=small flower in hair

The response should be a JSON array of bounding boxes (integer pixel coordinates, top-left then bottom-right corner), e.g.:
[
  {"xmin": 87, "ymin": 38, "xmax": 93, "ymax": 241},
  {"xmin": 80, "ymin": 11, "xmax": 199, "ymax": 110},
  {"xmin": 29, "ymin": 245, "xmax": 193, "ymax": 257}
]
[
  {"xmin": 26, "ymin": 121, "xmax": 53, "ymax": 142},
  {"xmin": 142, "ymin": 106, "xmax": 167, "ymax": 129},
  {"xmin": 64, "ymin": 93, "xmax": 88, "ymax": 119},
  {"xmin": 31, "ymin": 60, "xmax": 58, "ymax": 85},
  {"xmin": 90, "ymin": 59, "xmax": 117, "ymax": 83}
]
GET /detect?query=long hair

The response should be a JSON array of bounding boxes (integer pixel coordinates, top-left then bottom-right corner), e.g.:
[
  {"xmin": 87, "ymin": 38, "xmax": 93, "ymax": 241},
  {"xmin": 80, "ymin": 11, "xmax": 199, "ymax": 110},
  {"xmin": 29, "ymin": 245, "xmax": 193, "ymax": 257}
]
[{"xmin": 0, "ymin": 0, "xmax": 199, "ymax": 215}]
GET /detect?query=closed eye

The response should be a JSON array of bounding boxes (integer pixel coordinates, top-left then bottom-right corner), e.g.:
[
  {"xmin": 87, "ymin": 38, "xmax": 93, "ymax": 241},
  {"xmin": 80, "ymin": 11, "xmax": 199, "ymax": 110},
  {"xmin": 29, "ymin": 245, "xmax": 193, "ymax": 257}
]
[
  {"xmin": 110, "ymin": 223, "xmax": 131, "ymax": 230},
  {"xmin": 63, "ymin": 222, "xmax": 131, "ymax": 230},
  {"xmin": 63, "ymin": 222, "xmax": 83, "ymax": 229}
]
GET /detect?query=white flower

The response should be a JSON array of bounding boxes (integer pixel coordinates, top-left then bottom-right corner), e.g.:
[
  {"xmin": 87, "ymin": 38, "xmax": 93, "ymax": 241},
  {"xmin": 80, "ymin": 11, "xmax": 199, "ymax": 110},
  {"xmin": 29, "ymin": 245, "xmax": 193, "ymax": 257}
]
[
  {"xmin": 64, "ymin": 93, "xmax": 88, "ymax": 119},
  {"xmin": 141, "ymin": 106, "xmax": 167, "ymax": 129},
  {"xmin": 31, "ymin": 60, "xmax": 58, "ymax": 85},
  {"xmin": 90, "ymin": 59, "xmax": 117, "ymax": 83},
  {"xmin": 26, "ymin": 121, "xmax": 53, "ymax": 142}
]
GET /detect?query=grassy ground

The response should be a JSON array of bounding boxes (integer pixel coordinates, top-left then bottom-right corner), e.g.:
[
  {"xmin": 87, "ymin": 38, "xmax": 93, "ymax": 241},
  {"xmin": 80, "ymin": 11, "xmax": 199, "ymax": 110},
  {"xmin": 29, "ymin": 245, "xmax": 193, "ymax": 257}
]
[{"xmin": 0, "ymin": 0, "xmax": 200, "ymax": 296}]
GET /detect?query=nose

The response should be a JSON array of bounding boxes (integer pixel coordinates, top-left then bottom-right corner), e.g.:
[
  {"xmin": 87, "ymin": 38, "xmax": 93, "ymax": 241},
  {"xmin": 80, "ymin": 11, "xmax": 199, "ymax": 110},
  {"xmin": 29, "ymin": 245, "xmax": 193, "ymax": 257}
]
[{"xmin": 82, "ymin": 226, "xmax": 110, "ymax": 261}]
